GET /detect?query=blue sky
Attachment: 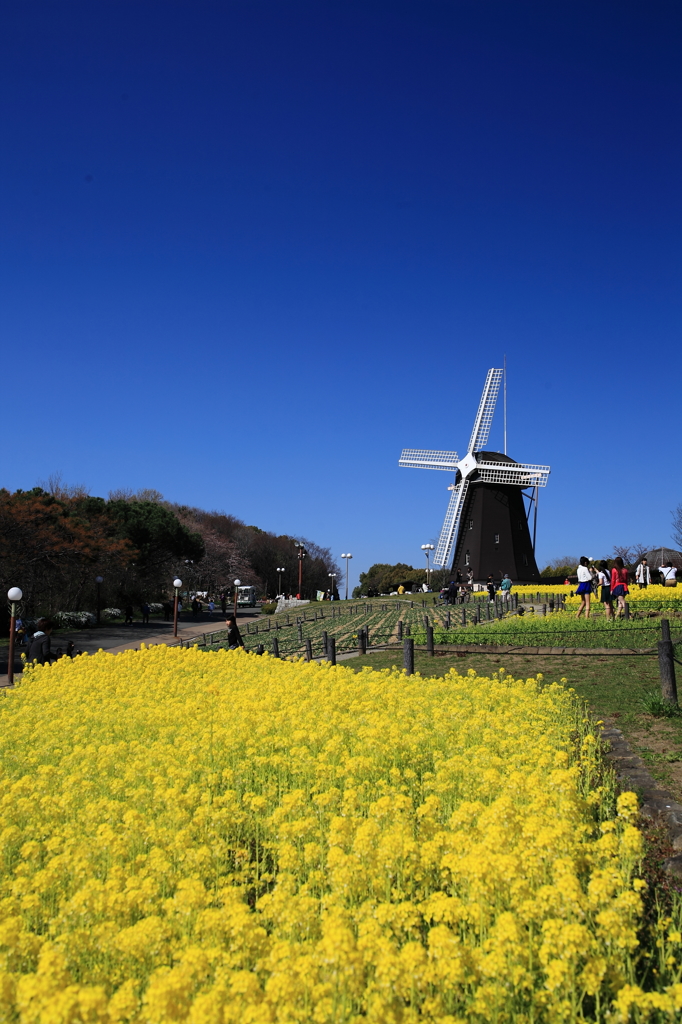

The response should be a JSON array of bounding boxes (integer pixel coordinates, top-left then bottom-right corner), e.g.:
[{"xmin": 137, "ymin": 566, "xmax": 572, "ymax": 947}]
[{"xmin": 2, "ymin": 1, "xmax": 680, "ymax": 591}]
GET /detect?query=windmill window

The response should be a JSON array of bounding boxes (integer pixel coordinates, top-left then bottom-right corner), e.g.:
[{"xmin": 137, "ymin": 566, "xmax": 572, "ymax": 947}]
[
  {"xmin": 494, "ymin": 534, "xmax": 500, "ymax": 545},
  {"xmin": 468, "ymin": 519, "xmax": 474, "ymax": 530},
  {"xmin": 523, "ymin": 554, "xmax": 528, "ymax": 566},
  {"xmin": 519, "ymin": 520, "xmax": 524, "ymax": 531},
  {"xmin": 465, "ymin": 551, "xmax": 470, "ymax": 566}
]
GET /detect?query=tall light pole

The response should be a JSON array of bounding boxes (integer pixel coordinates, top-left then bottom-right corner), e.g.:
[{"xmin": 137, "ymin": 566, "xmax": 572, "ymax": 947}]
[
  {"xmin": 233, "ymin": 579, "xmax": 241, "ymax": 619},
  {"xmin": 328, "ymin": 573, "xmax": 336, "ymax": 599},
  {"xmin": 173, "ymin": 578, "xmax": 182, "ymax": 638},
  {"xmin": 294, "ymin": 542, "xmax": 306, "ymax": 599},
  {"xmin": 341, "ymin": 553, "xmax": 353, "ymax": 600},
  {"xmin": 7, "ymin": 587, "xmax": 22, "ymax": 686},
  {"xmin": 421, "ymin": 544, "xmax": 434, "ymax": 589},
  {"xmin": 95, "ymin": 576, "xmax": 103, "ymax": 625},
  {"xmin": 276, "ymin": 567, "xmax": 285, "ymax": 597}
]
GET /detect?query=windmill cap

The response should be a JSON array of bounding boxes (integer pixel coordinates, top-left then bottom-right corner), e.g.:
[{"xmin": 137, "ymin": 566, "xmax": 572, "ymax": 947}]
[{"xmin": 474, "ymin": 450, "xmax": 518, "ymax": 463}]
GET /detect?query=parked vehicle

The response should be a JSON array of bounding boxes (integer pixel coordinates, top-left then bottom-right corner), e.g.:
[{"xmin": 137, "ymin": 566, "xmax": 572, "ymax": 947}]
[{"xmin": 237, "ymin": 585, "xmax": 257, "ymax": 607}]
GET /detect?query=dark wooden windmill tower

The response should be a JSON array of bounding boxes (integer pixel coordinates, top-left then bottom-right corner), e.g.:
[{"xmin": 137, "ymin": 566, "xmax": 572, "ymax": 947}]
[{"xmin": 399, "ymin": 368, "xmax": 550, "ymax": 581}]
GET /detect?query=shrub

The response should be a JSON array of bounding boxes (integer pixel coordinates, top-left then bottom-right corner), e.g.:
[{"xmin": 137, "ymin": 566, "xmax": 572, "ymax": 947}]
[
  {"xmin": 54, "ymin": 611, "xmax": 96, "ymax": 629},
  {"xmin": 638, "ymin": 689, "xmax": 682, "ymax": 718},
  {"xmin": 102, "ymin": 608, "xmax": 122, "ymax": 620},
  {"xmin": 261, "ymin": 601, "xmax": 277, "ymax": 615}
]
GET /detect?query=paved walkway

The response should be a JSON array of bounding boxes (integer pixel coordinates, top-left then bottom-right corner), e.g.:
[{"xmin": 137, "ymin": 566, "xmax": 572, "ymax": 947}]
[{"xmin": 0, "ymin": 610, "xmax": 261, "ymax": 686}]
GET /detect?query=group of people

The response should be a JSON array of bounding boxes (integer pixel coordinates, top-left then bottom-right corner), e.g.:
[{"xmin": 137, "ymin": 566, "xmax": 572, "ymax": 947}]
[
  {"xmin": 16, "ymin": 618, "xmax": 83, "ymax": 665},
  {"xmin": 575, "ymin": 556, "xmax": 678, "ymax": 619}
]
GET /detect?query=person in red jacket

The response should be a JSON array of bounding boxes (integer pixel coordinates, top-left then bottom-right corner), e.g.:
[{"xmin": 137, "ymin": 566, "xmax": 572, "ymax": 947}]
[{"xmin": 610, "ymin": 557, "xmax": 629, "ymax": 618}]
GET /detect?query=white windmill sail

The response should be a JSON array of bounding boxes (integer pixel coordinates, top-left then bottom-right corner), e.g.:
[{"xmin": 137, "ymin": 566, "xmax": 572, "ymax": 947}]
[
  {"xmin": 433, "ymin": 479, "xmax": 469, "ymax": 570},
  {"xmin": 399, "ymin": 449, "xmax": 458, "ymax": 471},
  {"xmin": 468, "ymin": 368, "xmax": 503, "ymax": 452},
  {"xmin": 476, "ymin": 461, "xmax": 550, "ymax": 487}
]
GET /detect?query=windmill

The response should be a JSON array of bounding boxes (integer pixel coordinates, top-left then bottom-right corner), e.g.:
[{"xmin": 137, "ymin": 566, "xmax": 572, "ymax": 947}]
[{"xmin": 399, "ymin": 368, "xmax": 550, "ymax": 580}]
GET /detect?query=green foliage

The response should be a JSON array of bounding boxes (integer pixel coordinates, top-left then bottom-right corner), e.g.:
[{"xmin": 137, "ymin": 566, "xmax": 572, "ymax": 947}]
[
  {"xmin": 638, "ymin": 690, "xmax": 682, "ymax": 718},
  {"xmin": 356, "ymin": 562, "xmax": 427, "ymax": 596},
  {"xmin": 107, "ymin": 500, "xmax": 205, "ymax": 566}
]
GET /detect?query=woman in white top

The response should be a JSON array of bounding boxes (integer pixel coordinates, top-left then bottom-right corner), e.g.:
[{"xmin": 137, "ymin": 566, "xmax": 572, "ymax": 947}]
[
  {"xmin": 575, "ymin": 556, "xmax": 593, "ymax": 619},
  {"xmin": 597, "ymin": 560, "xmax": 613, "ymax": 619}
]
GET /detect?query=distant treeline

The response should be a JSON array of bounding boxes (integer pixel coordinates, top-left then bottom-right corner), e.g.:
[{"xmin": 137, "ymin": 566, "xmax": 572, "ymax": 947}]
[{"xmin": 0, "ymin": 484, "xmax": 340, "ymax": 623}]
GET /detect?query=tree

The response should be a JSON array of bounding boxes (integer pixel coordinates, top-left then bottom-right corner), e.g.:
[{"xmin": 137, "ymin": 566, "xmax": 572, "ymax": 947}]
[
  {"xmin": 540, "ymin": 556, "xmax": 578, "ymax": 578},
  {"xmin": 355, "ymin": 563, "xmax": 427, "ymax": 597},
  {"xmin": 0, "ymin": 489, "xmax": 134, "ymax": 616},
  {"xmin": 673, "ymin": 503, "xmax": 682, "ymax": 550}
]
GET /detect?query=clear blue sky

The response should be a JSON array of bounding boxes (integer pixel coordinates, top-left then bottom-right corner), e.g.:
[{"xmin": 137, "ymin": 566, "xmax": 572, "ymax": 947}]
[{"xmin": 2, "ymin": 1, "xmax": 680, "ymax": 591}]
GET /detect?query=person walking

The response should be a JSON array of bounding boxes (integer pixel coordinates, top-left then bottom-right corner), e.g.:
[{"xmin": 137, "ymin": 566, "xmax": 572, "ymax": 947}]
[
  {"xmin": 659, "ymin": 562, "xmax": 678, "ymax": 587},
  {"xmin": 191, "ymin": 597, "xmax": 200, "ymax": 619},
  {"xmin": 225, "ymin": 613, "xmax": 245, "ymax": 649},
  {"xmin": 208, "ymin": 599, "xmax": 215, "ymax": 618},
  {"xmin": 141, "ymin": 602, "xmax": 150, "ymax": 625},
  {"xmin": 486, "ymin": 575, "xmax": 496, "ymax": 602},
  {"xmin": 635, "ymin": 559, "xmax": 651, "ymax": 589},
  {"xmin": 28, "ymin": 619, "xmax": 55, "ymax": 665},
  {"xmin": 500, "ymin": 574, "xmax": 513, "ymax": 601},
  {"xmin": 597, "ymin": 561, "xmax": 613, "ymax": 619},
  {"xmin": 220, "ymin": 592, "xmax": 227, "ymax": 615},
  {"xmin": 124, "ymin": 604, "xmax": 134, "ymax": 625},
  {"xmin": 610, "ymin": 557, "xmax": 629, "ymax": 617},
  {"xmin": 575, "ymin": 557, "xmax": 593, "ymax": 618}
]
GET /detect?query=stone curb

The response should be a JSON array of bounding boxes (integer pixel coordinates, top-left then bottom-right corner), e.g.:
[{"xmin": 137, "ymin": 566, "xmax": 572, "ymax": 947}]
[{"xmin": 601, "ymin": 725, "xmax": 682, "ymax": 877}]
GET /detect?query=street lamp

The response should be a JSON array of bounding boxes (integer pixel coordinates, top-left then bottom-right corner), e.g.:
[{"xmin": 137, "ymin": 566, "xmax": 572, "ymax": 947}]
[
  {"xmin": 276, "ymin": 567, "xmax": 285, "ymax": 597},
  {"xmin": 233, "ymin": 579, "xmax": 241, "ymax": 619},
  {"xmin": 341, "ymin": 553, "xmax": 353, "ymax": 601},
  {"xmin": 421, "ymin": 544, "xmax": 435, "ymax": 588},
  {"xmin": 293, "ymin": 541, "xmax": 306, "ymax": 599},
  {"xmin": 7, "ymin": 587, "xmax": 22, "ymax": 686},
  {"xmin": 95, "ymin": 576, "xmax": 104, "ymax": 624},
  {"xmin": 173, "ymin": 578, "xmax": 182, "ymax": 637},
  {"xmin": 328, "ymin": 573, "xmax": 337, "ymax": 599}
]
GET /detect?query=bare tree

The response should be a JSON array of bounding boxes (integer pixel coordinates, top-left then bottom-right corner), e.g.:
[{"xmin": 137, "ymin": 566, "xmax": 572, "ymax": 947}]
[
  {"xmin": 39, "ymin": 471, "xmax": 89, "ymax": 500},
  {"xmin": 612, "ymin": 544, "xmax": 634, "ymax": 566},
  {"xmin": 673, "ymin": 503, "xmax": 682, "ymax": 550}
]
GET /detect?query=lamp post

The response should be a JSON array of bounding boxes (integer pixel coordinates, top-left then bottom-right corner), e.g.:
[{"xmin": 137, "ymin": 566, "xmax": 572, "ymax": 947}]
[
  {"xmin": 328, "ymin": 573, "xmax": 337, "ymax": 599},
  {"xmin": 233, "ymin": 579, "xmax": 241, "ymax": 619},
  {"xmin": 173, "ymin": 578, "xmax": 182, "ymax": 638},
  {"xmin": 341, "ymin": 553, "xmax": 353, "ymax": 601},
  {"xmin": 294, "ymin": 542, "xmax": 306, "ymax": 599},
  {"xmin": 7, "ymin": 587, "xmax": 23, "ymax": 685},
  {"xmin": 276, "ymin": 567, "xmax": 285, "ymax": 597},
  {"xmin": 95, "ymin": 576, "xmax": 103, "ymax": 625},
  {"xmin": 421, "ymin": 544, "xmax": 435, "ymax": 588}
]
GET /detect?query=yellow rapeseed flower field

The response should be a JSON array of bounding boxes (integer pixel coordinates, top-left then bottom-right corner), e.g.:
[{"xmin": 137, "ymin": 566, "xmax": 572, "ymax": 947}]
[
  {"xmin": 514, "ymin": 584, "xmax": 682, "ymax": 606},
  {"xmin": 0, "ymin": 647, "xmax": 680, "ymax": 1022}
]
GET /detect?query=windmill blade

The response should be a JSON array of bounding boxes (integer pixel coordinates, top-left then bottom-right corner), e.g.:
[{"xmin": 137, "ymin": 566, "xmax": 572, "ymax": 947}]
[
  {"xmin": 399, "ymin": 448, "xmax": 458, "ymax": 471},
  {"xmin": 468, "ymin": 368, "xmax": 504, "ymax": 453},
  {"xmin": 433, "ymin": 479, "xmax": 469, "ymax": 568},
  {"xmin": 476, "ymin": 462, "xmax": 551, "ymax": 487}
]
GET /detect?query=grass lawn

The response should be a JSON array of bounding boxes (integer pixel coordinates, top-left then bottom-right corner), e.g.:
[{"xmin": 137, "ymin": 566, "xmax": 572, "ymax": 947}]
[{"xmin": 346, "ymin": 649, "xmax": 682, "ymax": 801}]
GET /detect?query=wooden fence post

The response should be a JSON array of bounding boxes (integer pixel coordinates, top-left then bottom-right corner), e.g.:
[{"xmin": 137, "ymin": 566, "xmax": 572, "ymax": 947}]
[
  {"xmin": 256, "ymin": 644, "xmax": 264, "ymax": 655},
  {"xmin": 427, "ymin": 625, "xmax": 434, "ymax": 657},
  {"xmin": 403, "ymin": 638, "xmax": 414, "ymax": 675},
  {"xmin": 322, "ymin": 630, "xmax": 328, "ymax": 657},
  {"xmin": 271, "ymin": 637, "xmax": 280, "ymax": 658},
  {"xmin": 328, "ymin": 637, "xmax": 336, "ymax": 665},
  {"xmin": 397, "ymin": 619, "xmax": 403, "ymax": 640},
  {"xmin": 659, "ymin": 619, "xmax": 678, "ymax": 705}
]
